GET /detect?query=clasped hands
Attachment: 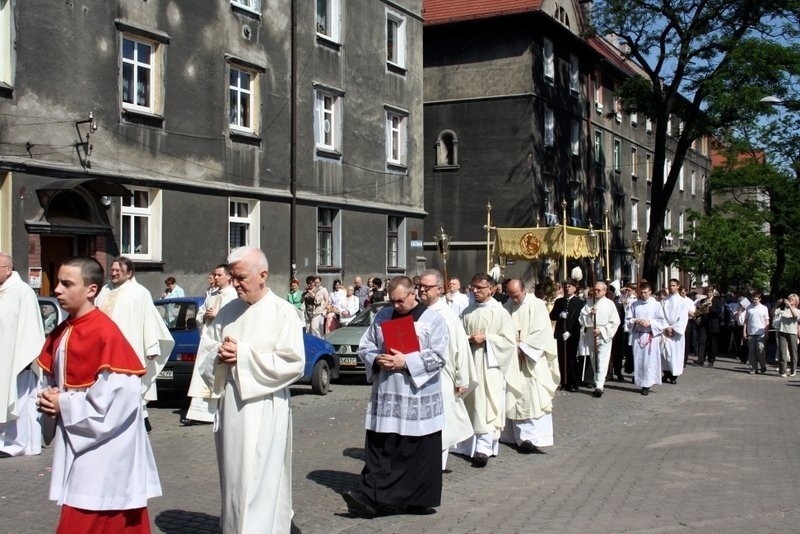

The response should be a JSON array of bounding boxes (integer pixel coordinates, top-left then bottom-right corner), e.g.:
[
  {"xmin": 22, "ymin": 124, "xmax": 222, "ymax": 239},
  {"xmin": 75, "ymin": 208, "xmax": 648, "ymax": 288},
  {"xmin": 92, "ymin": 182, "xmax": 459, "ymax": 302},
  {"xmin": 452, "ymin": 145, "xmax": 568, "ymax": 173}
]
[
  {"xmin": 37, "ymin": 387, "xmax": 61, "ymax": 417},
  {"xmin": 376, "ymin": 349, "xmax": 406, "ymax": 372},
  {"xmin": 217, "ymin": 336, "xmax": 238, "ymax": 365}
]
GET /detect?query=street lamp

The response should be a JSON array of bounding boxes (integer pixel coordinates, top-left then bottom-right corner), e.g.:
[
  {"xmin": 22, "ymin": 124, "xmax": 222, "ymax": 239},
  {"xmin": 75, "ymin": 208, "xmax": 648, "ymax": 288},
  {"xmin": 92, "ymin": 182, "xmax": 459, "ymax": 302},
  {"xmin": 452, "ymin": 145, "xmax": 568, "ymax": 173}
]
[
  {"xmin": 435, "ymin": 226, "xmax": 451, "ymax": 289},
  {"xmin": 631, "ymin": 234, "xmax": 645, "ymax": 290}
]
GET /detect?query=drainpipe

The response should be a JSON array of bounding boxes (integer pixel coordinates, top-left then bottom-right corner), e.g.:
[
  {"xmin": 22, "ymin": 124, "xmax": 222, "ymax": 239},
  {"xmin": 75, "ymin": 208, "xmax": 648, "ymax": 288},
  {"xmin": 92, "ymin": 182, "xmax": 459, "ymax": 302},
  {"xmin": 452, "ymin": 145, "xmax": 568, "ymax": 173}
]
[{"xmin": 289, "ymin": 0, "xmax": 297, "ymax": 280}]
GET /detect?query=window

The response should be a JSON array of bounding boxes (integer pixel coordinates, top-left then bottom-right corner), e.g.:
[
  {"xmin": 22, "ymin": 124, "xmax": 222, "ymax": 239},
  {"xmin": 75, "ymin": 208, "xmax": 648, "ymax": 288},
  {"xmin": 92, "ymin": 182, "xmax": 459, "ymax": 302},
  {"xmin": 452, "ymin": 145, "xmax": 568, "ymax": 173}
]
[
  {"xmin": 435, "ymin": 130, "xmax": 458, "ymax": 168},
  {"xmin": 678, "ymin": 212, "xmax": 684, "ymax": 238},
  {"xmin": 631, "ymin": 147, "xmax": 638, "ymax": 177},
  {"xmin": 691, "ymin": 170, "xmax": 696, "ymax": 196},
  {"xmin": 386, "ymin": 11, "xmax": 406, "ymax": 69},
  {"xmin": 387, "ymin": 216, "xmax": 406, "ymax": 270},
  {"xmin": 120, "ymin": 188, "xmax": 162, "ymax": 260},
  {"xmin": 229, "ymin": 198, "xmax": 260, "ymax": 251},
  {"xmin": 646, "ymin": 203, "xmax": 651, "ymax": 232},
  {"xmin": 544, "ymin": 108, "xmax": 554, "ymax": 147},
  {"xmin": 543, "ymin": 38, "xmax": 554, "ymax": 82},
  {"xmin": 613, "ymin": 138, "xmax": 621, "ymax": 172},
  {"xmin": 594, "ymin": 131, "xmax": 603, "ymax": 163},
  {"xmin": 0, "ymin": 0, "xmax": 11, "ymax": 86},
  {"xmin": 613, "ymin": 194, "xmax": 624, "ymax": 226},
  {"xmin": 646, "ymin": 153, "xmax": 652, "ymax": 182},
  {"xmin": 570, "ymin": 120, "xmax": 579, "ymax": 156},
  {"xmin": 664, "ymin": 158, "xmax": 671, "ymax": 184},
  {"xmin": 593, "ymin": 189, "xmax": 604, "ymax": 224},
  {"xmin": 614, "ymin": 97, "xmax": 622, "ymax": 122},
  {"xmin": 231, "ymin": 0, "xmax": 261, "ymax": 12},
  {"xmin": 666, "ymin": 116, "xmax": 672, "ymax": 136},
  {"xmin": 314, "ymin": 86, "xmax": 343, "ymax": 155},
  {"xmin": 386, "ymin": 108, "xmax": 408, "ymax": 167},
  {"xmin": 631, "ymin": 112, "xmax": 638, "ymax": 126},
  {"xmin": 317, "ymin": 208, "xmax": 341, "ymax": 268},
  {"xmin": 678, "ymin": 165, "xmax": 684, "ymax": 191},
  {"xmin": 316, "ymin": 0, "xmax": 341, "ymax": 43},
  {"xmin": 593, "ymin": 71, "xmax": 603, "ymax": 112},
  {"xmin": 631, "ymin": 199, "xmax": 639, "ymax": 231},
  {"xmin": 645, "ymin": 117, "xmax": 653, "ymax": 134},
  {"xmin": 121, "ymin": 35, "xmax": 161, "ymax": 114},
  {"xmin": 229, "ymin": 66, "xmax": 256, "ymax": 132},
  {"xmin": 569, "ymin": 54, "xmax": 579, "ymax": 93}
]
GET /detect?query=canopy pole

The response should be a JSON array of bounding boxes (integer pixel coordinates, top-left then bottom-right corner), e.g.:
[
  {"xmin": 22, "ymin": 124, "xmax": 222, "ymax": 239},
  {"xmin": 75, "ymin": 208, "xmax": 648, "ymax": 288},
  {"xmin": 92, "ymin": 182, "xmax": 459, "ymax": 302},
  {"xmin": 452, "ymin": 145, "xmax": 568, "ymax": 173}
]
[
  {"xmin": 485, "ymin": 201, "xmax": 493, "ymax": 272},
  {"xmin": 604, "ymin": 209, "xmax": 611, "ymax": 281},
  {"xmin": 561, "ymin": 199, "xmax": 568, "ymax": 280}
]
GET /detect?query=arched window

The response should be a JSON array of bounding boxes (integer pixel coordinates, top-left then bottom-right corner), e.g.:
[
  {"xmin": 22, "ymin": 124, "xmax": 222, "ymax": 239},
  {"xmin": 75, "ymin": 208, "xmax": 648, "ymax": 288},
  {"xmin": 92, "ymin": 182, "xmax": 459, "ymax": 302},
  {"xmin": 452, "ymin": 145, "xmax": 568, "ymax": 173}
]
[{"xmin": 434, "ymin": 130, "xmax": 458, "ymax": 169}]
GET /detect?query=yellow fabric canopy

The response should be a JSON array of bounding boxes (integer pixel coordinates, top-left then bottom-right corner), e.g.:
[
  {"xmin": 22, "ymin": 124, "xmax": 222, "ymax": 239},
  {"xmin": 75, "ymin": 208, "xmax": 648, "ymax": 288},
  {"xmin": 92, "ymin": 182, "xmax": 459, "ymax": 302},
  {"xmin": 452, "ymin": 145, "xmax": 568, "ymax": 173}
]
[{"xmin": 494, "ymin": 226, "xmax": 603, "ymax": 260}]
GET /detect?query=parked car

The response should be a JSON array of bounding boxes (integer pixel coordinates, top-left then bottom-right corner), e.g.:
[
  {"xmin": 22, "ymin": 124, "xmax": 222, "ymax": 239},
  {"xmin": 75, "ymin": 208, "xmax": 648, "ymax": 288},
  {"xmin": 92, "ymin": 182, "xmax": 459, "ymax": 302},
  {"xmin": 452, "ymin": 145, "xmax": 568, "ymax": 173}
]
[
  {"xmin": 153, "ymin": 296, "xmax": 338, "ymax": 396},
  {"xmin": 324, "ymin": 302, "xmax": 391, "ymax": 375},
  {"xmin": 38, "ymin": 296, "xmax": 68, "ymax": 335}
]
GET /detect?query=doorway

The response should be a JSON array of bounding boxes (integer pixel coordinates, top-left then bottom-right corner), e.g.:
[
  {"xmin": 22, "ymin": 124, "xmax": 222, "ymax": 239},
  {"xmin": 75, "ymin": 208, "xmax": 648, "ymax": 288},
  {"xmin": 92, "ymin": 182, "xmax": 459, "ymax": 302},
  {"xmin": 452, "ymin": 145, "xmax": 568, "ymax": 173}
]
[{"xmin": 39, "ymin": 236, "xmax": 76, "ymax": 296}]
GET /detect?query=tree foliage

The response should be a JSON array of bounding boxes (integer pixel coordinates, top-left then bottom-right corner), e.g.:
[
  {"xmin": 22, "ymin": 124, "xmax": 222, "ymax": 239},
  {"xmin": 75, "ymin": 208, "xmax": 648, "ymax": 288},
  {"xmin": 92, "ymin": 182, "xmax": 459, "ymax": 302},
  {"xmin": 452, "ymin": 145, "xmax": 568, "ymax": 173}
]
[{"xmin": 589, "ymin": 0, "xmax": 800, "ymax": 283}]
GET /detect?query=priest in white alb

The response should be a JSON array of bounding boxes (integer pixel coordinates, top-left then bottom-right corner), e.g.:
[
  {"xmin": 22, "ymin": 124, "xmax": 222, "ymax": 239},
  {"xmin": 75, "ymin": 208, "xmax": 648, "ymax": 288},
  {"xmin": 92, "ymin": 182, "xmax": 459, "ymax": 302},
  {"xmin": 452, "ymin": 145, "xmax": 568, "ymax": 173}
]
[
  {"xmin": 627, "ymin": 282, "xmax": 667, "ymax": 395},
  {"xmin": 95, "ymin": 256, "xmax": 174, "ymax": 429},
  {"xmin": 455, "ymin": 273, "xmax": 517, "ymax": 468},
  {"xmin": 417, "ymin": 269, "xmax": 477, "ymax": 470},
  {"xmin": 501, "ymin": 279, "xmax": 560, "ymax": 453},
  {"xmin": 661, "ymin": 279, "xmax": 689, "ymax": 384},
  {"xmin": 579, "ymin": 280, "xmax": 621, "ymax": 398},
  {"xmin": 0, "ymin": 252, "xmax": 45, "ymax": 458},
  {"xmin": 198, "ymin": 247, "xmax": 305, "ymax": 533}
]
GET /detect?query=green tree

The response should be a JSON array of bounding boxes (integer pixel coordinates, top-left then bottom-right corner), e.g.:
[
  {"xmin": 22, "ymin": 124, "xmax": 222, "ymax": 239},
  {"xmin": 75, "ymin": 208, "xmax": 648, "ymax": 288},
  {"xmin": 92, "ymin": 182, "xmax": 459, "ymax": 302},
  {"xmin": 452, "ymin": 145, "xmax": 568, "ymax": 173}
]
[{"xmin": 589, "ymin": 0, "xmax": 800, "ymax": 283}]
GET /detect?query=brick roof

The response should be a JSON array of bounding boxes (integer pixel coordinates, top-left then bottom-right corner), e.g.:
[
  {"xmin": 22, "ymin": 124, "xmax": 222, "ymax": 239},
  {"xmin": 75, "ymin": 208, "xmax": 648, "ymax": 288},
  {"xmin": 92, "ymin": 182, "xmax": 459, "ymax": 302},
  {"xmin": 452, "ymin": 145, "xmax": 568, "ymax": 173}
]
[{"xmin": 423, "ymin": 0, "xmax": 543, "ymax": 26}]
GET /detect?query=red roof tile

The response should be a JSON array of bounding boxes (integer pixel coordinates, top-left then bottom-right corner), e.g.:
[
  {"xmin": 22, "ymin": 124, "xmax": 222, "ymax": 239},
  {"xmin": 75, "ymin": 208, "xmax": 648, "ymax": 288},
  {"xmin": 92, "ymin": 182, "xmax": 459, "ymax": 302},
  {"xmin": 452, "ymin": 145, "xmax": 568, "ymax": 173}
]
[{"xmin": 423, "ymin": 0, "xmax": 543, "ymax": 26}]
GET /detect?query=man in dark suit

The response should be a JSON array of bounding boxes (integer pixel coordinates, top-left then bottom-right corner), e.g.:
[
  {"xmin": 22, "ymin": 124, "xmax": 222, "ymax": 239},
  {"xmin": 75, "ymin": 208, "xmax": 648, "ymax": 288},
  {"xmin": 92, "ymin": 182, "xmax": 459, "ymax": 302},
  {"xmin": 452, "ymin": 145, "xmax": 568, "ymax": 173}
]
[{"xmin": 550, "ymin": 279, "xmax": 584, "ymax": 392}]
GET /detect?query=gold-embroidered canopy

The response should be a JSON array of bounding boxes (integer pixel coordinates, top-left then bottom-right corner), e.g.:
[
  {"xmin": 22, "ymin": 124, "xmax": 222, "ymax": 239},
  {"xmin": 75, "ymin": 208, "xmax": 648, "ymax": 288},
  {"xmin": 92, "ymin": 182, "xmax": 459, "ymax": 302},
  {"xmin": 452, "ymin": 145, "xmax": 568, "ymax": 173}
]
[{"xmin": 494, "ymin": 226, "xmax": 603, "ymax": 260}]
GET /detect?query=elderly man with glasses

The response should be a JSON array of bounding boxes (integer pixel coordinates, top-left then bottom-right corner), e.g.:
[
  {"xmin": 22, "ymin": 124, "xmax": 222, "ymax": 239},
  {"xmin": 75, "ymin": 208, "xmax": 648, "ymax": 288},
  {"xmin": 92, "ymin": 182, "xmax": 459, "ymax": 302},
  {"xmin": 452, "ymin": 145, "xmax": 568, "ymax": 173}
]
[
  {"xmin": 452, "ymin": 273, "xmax": 517, "ymax": 468},
  {"xmin": 0, "ymin": 252, "xmax": 46, "ymax": 458}
]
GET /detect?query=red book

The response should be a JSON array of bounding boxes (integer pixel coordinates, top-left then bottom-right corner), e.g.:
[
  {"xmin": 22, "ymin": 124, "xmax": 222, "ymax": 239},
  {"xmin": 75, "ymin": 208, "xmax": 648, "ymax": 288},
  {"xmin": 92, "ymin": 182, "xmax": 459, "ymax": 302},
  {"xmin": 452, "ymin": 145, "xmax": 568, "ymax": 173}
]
[{"xmin": 380, "ymin": 315, "xmax": 421, "ymax": 354}]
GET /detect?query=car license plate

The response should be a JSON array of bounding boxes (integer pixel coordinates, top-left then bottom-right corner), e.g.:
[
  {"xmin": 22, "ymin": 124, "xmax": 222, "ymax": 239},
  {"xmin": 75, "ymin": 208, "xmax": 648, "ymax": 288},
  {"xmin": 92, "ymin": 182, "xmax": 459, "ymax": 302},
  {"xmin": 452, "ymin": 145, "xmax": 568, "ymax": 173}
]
[
  {"xmin": 339, "ymin": 356, "xmax": 358, "ymax": 367},
  {"xmin": 157, "ymin": 369, "xmax": 174, "ymax": 380}
]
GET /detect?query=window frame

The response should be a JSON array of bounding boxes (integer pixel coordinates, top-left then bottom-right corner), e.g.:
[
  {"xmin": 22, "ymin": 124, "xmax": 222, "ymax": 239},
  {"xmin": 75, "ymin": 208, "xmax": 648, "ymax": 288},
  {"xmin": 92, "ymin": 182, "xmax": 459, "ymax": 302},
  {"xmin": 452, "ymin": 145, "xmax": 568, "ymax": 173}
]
[
  {"xmin": 121, "ymin": 34, "xmax": 160, "ymax": 115},
  {"xmin": 631, "ymin": 146, "xmax": 638, "ymax": 177},
  {"xmin": 691, "ymin": 170, "xmax": 696, "ymax": 196},
  {"xmin": 314, "ymin": 85, "xmax": 344, "ymax": 156},
  {"xmin": 317, "ymin": 208, "xmax": 341, "ymax": 270},
  {"xmin": 230, "ymin": 0, "xmax": 261, "ymax": 14},
  {"xmin": 0, "ymin": 0, "xmax": 11, "ymax": 88},
  {"xmin": 385, "ymin": 107, "xmax": 408, "ymax": 168},
  {"xmin": 228, "ymin": 65, "xmax": 257, "ymax": 134},
  {"xmin": 569, "ymin": 54, "xmax": 579, "ymax": 94},
  {"xmin": 631, "ymin": 199, "xmax": 639, "ymax": 232},
  {"xmin": 387, "ymin": 216, "xmax": 406, "ymax": 271},
  {"xmin": 228, "ymin": 198, "xmax": 260, "ymax": 252},
  {"xmin": 544, "ymin": 107, "xmax": 555, "ymax": 147},
  {"xmin": 543, "ymin": 38, "xmax": 554, "ymax": 83},
  {"xmin": 386, "ymin": 10, "xmax": 406, "ymax": 70},
  {"xmin": 119, "ymin": 187, "xmax": 162, "ymax": 261},
  {"xmin": 316, "ymin": 0, "xmax": 341, "ymax": 44},
  {"xmin": 613, "ymin": 138, "xmax": 621, "ymax": 172},
  {"xmin": 570, "ymin": 120, "xmax": 580, "ymax": 156},
  {"xmin": 434, "ymin": 129, "xmax": 459, "ymax": 169}
]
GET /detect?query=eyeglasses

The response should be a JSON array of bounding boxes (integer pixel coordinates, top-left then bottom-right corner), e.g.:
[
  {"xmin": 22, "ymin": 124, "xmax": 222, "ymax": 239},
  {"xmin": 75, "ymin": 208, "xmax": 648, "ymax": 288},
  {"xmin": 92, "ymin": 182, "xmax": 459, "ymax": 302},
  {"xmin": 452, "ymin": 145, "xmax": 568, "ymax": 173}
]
[
  {"xmin": 472, "ymin": 285, "xmax": 492, "ymax": 291},
  {"xmin": 416, "ymin": 284, "xmax": 438, "ymax": 292}
]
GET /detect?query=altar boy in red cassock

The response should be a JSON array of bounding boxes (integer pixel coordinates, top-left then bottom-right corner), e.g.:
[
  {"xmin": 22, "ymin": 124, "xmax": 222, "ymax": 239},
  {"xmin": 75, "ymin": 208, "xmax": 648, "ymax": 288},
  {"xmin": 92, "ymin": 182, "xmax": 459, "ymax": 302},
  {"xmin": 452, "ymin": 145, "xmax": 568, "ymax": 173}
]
[{"xmin": 36, "ymin": 257, "xmax": 162, "ymax": 534}]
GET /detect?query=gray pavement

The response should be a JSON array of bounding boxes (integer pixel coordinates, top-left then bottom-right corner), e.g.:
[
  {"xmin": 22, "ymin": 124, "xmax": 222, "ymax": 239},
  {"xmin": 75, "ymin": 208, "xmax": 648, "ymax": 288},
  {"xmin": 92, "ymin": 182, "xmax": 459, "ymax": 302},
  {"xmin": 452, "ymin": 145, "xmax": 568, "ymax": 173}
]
[{"xmin": 3, "ymin": 355, "xmax": 800, "ymax": 533}]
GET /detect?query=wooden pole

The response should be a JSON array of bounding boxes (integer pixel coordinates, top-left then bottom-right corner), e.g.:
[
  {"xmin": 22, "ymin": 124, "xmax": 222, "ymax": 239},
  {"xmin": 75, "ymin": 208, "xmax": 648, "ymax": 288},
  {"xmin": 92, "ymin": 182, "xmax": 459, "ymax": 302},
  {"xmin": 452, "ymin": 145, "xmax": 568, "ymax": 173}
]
[
  {"xmin": 604, "ymin": 209, "xmax": 611, "ymax": 281},
  {"xmin": 486, "ymin": 201, "xmax": 493, "ymax": 273},
  {"xmin": 561, "ymin": 199, "xmax": 568, "ymax": 280}
]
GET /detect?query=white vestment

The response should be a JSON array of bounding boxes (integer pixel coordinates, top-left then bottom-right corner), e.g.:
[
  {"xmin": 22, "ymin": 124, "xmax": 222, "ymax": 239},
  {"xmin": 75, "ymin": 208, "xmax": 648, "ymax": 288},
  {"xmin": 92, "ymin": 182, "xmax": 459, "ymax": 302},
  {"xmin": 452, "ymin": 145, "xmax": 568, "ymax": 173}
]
[
  {"xmin": 502, "ymin": 293, "xmax": 559, "ymax": 447},
  {"xmin": 186, "ymin": 285, "xmax": 238, "ymax": 422},
  {"xmin": 428, "ymin": 299, "xmax": 477, "ymax": 451},
  {"xmin": 0, "ymin": 271, "xmax": 45, "ymax": 457},
  {"xmin": 199, "ymin": 290, "xmax": 305, "ymax": 534},
  {"xmin": 579, "ymin": 297, "xmax": 621, "ymax": 391},
  {"xmin": 661, "ymin": 294, "xmax": 689, "ymax": 376},
  {"xmin": 447, "ymin": 291, "xmax": 470, "ymax": 317},
  {"xmin": 456, "ymin": 299, "xmax": 516, "ymax": 456},
  {"xmin": 96, "ymin": 279, "xmax": 175, "ymax": 401},
  {"xmin": 628, "ymin": 297, "xmax": 666, "ymax": 388},
  {"xmin": 48, "ymin": 336, "xmax": 162, "ymax": 509}
]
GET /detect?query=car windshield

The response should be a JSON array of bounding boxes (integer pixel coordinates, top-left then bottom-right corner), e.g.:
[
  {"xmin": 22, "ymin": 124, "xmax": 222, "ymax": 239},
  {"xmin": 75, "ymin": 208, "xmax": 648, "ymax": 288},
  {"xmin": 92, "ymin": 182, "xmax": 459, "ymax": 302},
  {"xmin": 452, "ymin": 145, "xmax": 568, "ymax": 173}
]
[
  {"xmin": 155, "ymin": 301, "xmax": 198, "ymax": 331},
  {"xmin": 346, "ymin": 303, "xmax": 388, "ymax": 327}
]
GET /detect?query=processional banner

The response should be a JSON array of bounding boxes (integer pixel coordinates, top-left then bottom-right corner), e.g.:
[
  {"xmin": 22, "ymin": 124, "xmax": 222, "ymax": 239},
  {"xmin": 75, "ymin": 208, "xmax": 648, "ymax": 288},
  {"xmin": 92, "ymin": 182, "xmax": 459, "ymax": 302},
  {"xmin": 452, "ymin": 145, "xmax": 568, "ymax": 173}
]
[{"xmin": 494, "ymin": 226, "xmax": 597, "ymax": 260}]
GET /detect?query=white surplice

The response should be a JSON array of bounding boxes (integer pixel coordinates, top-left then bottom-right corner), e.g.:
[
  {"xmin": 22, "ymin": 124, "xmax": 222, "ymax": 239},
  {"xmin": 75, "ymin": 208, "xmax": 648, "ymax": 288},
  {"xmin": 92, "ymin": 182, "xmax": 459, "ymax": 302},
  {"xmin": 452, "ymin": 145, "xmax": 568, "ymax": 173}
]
[
  {"xmin": 502, "ymin": 293, "xmax": 560, "ymax": 447},
  {"xmin": 661, "ymin": 293, "xmax": 690, "ymax": 376},
  {"xmin": 427, "ymin": 299, "xmax": 477, "ymax": 450},
  {"xmin": 48, "ymin": 336, "xmax": 162, "ymax": 510},
  {"xmin": 185, "ymin": 285, "xmax": 238, "ymax": 422},
  {"xmin": 0, "ymin": 271, "xmax": 45, "ymax": 457},
  {"xmin": 578, "ymin": 297, "xmax": 621, "ymax": 391},
  {"xmin": 199, "ymin": 290, "xmax": 305, "ymax": 534},
  {"xmin": 627, "ymin": 297, "xmax": 666, "ymax": 388},
  {"xmin": 96, "ymin": 278, "xmax": 175, "ymax": 401}
]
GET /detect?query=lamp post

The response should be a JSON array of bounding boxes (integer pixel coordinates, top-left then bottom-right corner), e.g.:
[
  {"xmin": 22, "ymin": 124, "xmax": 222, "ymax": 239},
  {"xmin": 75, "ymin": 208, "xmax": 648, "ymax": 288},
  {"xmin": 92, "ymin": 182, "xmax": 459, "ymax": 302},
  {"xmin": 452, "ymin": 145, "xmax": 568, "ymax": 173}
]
[
  {"xmin": 586, "ymin": 222, "xmax": 601, "ymax": 378},
  {"xmin": 631, "ymin": 234, "xmax": 644, "ymax": 289},
  {"xmin": 435, "ymin": 226, "xmax": 451, "ymax": 289}
]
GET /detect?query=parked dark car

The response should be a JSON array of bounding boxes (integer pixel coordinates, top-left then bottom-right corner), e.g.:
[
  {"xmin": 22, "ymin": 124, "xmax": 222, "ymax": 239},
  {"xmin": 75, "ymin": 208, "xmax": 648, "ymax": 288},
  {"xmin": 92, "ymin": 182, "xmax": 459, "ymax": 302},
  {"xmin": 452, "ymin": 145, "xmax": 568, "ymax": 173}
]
[
  {"xmin": 153, "ymin": 296, "xmax": 338, "ymax": 395},
  {"xmin": 324, "ymin": 302, "xmax": 391, "ymax": 375}
]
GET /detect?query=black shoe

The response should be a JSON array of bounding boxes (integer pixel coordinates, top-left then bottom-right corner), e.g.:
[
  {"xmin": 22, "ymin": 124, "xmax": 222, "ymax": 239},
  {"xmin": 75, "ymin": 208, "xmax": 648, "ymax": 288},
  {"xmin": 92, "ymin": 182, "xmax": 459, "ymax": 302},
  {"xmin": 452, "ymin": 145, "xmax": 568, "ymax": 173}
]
[
  {"xmin": 180, "ymin": 418, "xmax": 210, "ymax": 426},
  {"xmin": 694, "ymin": 360, "xmax": 704, "ymax": 366},
  {"xmin": 669, "ymin": 377, "xmax": 677, "ymax": 384},
  {"xmin": 0, "ymin": 451, "xmax": 12, "ymax": 458},
  {"xmin": 708, "ymin": 361, "xmax": 714, "ymax": 367},
  {"xmin": 615, "ymin": 375, "xmax": 625, "ymax": 382},
  {"xmin": 144, "ymin": 417, "xmax": 152, "ymax": 433},
  {"xmin": 592, "ymin": 388, "xmax": 603, "ymax": 398},
  {"xmin": 567, "ymin": 384, "xmax": 579, "ymax": 392},
  {"xmin": 342, "ymin": 490, "xmax": 378, "ymax": 517},
  {"xmin": 406, "ymin": 505, "xmax": 436, "ymax": 515},
  {"xmin": 472, "ymin": 453, "xmax": 489, "ymax": 468},
  {"xmin": 518, "ymin": 440, "xmax": 546, "ymax": 454},
  {"xmin": 641, "ymin": 387, "xmax": 650, "ymax": 396}
]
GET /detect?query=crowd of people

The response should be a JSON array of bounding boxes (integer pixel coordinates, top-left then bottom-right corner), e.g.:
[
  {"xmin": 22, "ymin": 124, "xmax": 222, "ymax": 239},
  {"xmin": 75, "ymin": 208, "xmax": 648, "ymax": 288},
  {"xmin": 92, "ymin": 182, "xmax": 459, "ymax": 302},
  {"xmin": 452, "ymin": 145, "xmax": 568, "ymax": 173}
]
[{"xmin": 2, "ymin": 245, "xmax": 798, "ymax": 532}]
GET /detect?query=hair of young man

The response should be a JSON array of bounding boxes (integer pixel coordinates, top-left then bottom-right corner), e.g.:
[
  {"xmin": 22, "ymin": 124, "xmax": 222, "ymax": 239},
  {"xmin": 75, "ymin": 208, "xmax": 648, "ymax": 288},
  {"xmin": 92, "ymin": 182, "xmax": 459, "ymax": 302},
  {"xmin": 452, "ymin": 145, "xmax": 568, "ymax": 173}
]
[
  {"xmin": 228, "ymin": 246, "xmax": 269, "ymax": 272},
  {"xmin": 62, "ymin": 256, "xmax": 105, "ymax": 288},
  {"xmin": 114, "ymin": 256, "xmax": 135, "ymax": 275},
  {"xmin": 217, "ymin": 263, "xmax": 231, "ymax": 275},
  {"xmin": 373, "ymin": 277, "xmax": 383, "ymax": 288},
  {"xmin": 639, "ymin": 281, "xmax": 652, "ymax": 292},
  {"xmin": 669, "ymin": 278, "xmax": 680, "ymax": 285},
  {"xmin": 387, "ymin": 276, "xmax": 414, "ymax": 294},
  {"xmin": 471, "ymin": 273, "xmax": 494, "ymax": 286},
  {"xmin": 305, "ymin": 275, "xmax": 315, "ymax": 285},
  {"xmin": 418, "ymin": 269, "xmax": 444, "ymax": 288}
]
